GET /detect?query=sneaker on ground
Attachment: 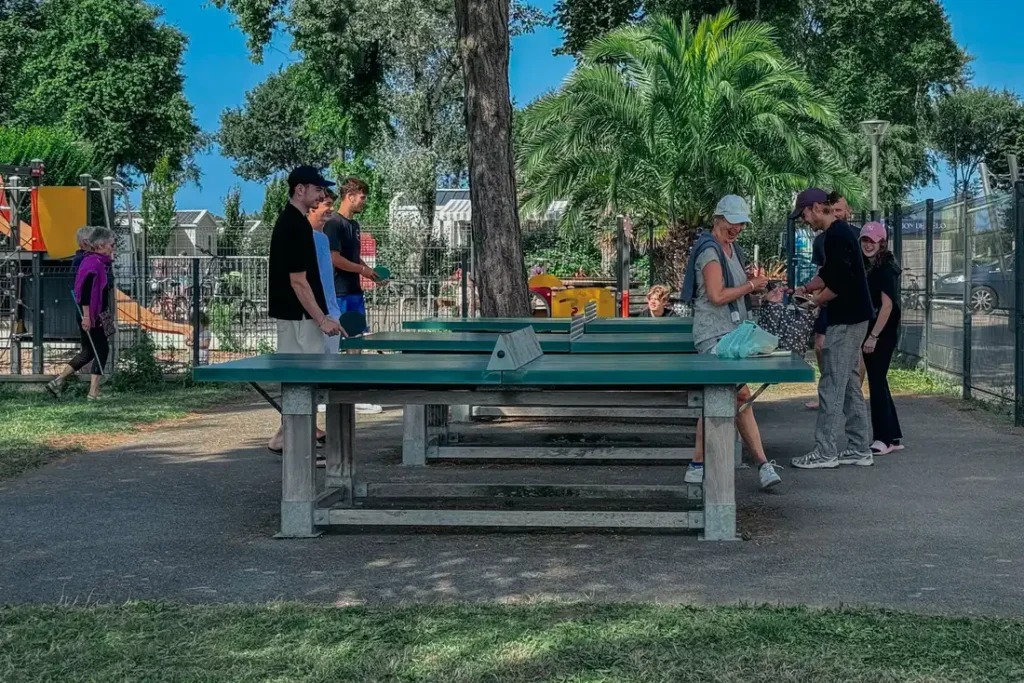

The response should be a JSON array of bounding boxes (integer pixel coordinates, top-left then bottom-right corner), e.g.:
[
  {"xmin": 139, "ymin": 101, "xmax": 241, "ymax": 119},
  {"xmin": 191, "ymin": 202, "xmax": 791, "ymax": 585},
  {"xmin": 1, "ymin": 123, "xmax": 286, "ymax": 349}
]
[
  {"xmin": 838, "ymin": 449, "xmax": 874, "ymax": 466},
  {"xmin": 356, "ymin": 404, "xmax": 383, "ymax": 414},
  {"xmin": 791, "ymin": 449, "xmax": 839, "ymax": 469},
  {"xmin": 804, "ymin": 400, "xmax": 819, "ymax": 410},
  {"xmin": 45, "ymin": 379, "xmax": 64, "ymax": 397},
  {"xmin": 759, "ymin": 461, "xmax": 782, "ymax": 489},
  {"xmin": 683, "ymin": 463, "xmax": 704, "ymax": 484},
  {"xmin": 869, "ymin": 440, "xmax": 894, "ymax": 455}
]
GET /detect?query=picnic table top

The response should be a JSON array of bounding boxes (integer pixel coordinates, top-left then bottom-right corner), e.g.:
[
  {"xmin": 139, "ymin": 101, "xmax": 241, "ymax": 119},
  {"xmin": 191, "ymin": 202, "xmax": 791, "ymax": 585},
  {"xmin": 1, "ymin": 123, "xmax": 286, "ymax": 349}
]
[
  {"xmin": 193, "ymin": 352, "xmax": 812, "ymax": 387},
  {"xmin": 402, "ymin": 316, "xmax": 693, "ymax": 334},
  {"xmin": 340, "ymin": 331, "xmax": 695, "ymax": 354}
]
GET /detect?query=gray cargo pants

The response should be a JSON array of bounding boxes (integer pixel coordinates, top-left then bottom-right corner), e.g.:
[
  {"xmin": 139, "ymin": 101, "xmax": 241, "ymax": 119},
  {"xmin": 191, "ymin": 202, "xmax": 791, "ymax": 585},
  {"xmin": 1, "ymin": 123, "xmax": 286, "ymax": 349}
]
[{"xmin": 815, "ymin": 321, "xmax": 871, "ymax": 458}]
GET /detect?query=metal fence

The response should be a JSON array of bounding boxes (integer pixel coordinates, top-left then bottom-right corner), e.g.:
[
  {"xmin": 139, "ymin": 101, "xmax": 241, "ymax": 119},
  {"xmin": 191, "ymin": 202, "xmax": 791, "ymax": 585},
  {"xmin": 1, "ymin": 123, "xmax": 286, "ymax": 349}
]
[
  {"xmin": 891, "ymin": 182, "xmax": 1024, "ymax": 424},
  {"xmin": 0, "ymin": 223, "xmax": 473, "ymax": 377}
]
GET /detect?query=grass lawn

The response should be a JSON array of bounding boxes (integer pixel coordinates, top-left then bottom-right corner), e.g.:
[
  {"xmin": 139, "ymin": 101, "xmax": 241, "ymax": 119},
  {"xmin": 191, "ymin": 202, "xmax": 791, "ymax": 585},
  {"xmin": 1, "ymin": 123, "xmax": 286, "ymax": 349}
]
[
  {"xmin": 1, "ymin": 602, "xmax": 1022, "ymax": 682},
  {"xmin": 0, "ymin": 383, "xmax": 246, "ymax": 480}
]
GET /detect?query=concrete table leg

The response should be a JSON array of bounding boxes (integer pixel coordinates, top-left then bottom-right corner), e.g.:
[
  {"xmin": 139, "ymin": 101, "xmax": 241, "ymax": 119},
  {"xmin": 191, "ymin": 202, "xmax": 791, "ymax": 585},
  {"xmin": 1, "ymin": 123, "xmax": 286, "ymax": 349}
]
[
  {"xmin": 402, "ymin": 405, "xmax": 427, "ymax": 466},
  {"xmin": 450, "ymin": 405, "xmax": 472, "ymax": 423},
  {"xmin": 701, "ymin": 384, "xmax": 739, "ymax": 541},
  {"xmin": 326, "ymin": 403, "xmax": 355, "ymax": 504},
  {"xmin": 278, "ymin": 384, "xmax": 320, "ymax": 538}
]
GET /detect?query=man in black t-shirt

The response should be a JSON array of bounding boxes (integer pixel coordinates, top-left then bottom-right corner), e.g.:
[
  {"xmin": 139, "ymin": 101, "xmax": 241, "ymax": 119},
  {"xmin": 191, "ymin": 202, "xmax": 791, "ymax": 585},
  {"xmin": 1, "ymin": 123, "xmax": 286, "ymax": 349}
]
[
  {"xmin": 790, "ymin": 188, "xmax": 875, "ymax": 470},
  {"xmin": 266, "ymin": 165, "xmax": 342, "ymax": 453}
]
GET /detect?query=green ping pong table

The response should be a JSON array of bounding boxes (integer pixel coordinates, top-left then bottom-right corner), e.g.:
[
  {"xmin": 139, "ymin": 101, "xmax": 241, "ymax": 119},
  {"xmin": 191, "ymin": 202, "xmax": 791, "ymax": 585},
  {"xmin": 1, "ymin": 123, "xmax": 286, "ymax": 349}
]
[
  {"xmin": 402, "ymin": 316, "xmax": 693, "ymax": 334},
  {"xmin": 340, "ymin": 329, "xmax": 699, "ymax": 465},
  {"xmin": 194, "ymin": 330, "xmax": 812, "ymax": 540}
]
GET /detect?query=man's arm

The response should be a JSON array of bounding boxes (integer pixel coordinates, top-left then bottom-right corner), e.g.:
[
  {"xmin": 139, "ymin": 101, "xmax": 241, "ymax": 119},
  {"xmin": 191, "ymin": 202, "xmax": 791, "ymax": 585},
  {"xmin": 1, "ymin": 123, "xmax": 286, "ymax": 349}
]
[
  {"xmin": 330, "ymin": 251, "xmax": 370, "ymax": 275},
  {"xmin": 800, "ymin": 275, "xmax": 825, "ymax": 294},
  {"xmin": 289, "ymin": 271, "xmax": 328, "ymax": 323}
]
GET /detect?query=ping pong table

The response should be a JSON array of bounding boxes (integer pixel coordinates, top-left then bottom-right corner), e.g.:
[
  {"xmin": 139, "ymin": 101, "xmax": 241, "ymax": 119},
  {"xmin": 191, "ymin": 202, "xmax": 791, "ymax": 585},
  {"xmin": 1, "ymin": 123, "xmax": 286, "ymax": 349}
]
[
  {"xmin": 340, "ymin": 328, "xmax": 698, "ymax": 464},
  {"xmin": 194, "ymin": 329, "xmax": 812, "ymax": 540},
  {"xmin": 402, "ymin": 316, "xmax": 693, "ymax": 334}
]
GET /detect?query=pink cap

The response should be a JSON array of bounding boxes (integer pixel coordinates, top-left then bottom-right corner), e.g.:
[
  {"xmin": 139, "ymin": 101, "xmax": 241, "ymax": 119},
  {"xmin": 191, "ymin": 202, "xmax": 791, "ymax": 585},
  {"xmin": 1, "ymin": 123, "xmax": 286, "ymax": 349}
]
[{"xmin": 860, "ymin": 222, "xmax": 887, "ymax": 243}]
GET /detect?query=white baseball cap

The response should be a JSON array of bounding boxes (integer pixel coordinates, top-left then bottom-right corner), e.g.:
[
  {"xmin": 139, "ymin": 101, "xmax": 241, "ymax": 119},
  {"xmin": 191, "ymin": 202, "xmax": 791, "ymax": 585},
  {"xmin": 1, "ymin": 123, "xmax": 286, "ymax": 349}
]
[{"xmin": 714, "ymin": 195, "xmax": 751, "ymax": 224}]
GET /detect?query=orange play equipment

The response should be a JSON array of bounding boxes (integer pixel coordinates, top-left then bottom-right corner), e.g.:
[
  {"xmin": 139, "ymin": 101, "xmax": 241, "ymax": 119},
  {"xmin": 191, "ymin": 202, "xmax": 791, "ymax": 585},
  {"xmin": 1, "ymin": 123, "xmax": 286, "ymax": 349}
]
[
  {"xmin": 551, "ymin": 287, "xmax": 616, "ymax": 318},
  {"xmin": 3, "ymin": 184, "xmax": 190, "ymax": 336}
]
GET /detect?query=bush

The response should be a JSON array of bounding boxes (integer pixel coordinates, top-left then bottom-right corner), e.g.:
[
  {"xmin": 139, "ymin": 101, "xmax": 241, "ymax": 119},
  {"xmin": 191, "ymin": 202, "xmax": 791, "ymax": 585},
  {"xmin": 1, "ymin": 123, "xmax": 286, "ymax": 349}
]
[
  {"xmin": 112, "ymin": 332, "xmax": 164, "ymax": 392},
  {"xmin": 206, "ymin": 302, "xmax": 241, "ymax": 352}
]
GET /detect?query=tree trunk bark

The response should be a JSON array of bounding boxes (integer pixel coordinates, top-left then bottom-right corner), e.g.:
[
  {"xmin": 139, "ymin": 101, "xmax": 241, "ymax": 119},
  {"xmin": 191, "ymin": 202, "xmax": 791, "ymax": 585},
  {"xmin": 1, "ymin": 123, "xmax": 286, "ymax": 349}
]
[{"xmin": 455, "ymin": 0, "xmax": 529, "ymax": 317}]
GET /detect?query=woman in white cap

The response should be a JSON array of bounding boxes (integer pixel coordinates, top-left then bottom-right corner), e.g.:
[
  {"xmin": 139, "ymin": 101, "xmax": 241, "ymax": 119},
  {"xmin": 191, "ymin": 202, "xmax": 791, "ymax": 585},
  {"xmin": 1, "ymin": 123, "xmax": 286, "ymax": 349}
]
[
  {"xmin": 680, "ymin": 195, "xmax": 781, "ymax": 489},
  {"xmin": 859, "ymin": 222, "xmax": 903, "ymax": 455}
]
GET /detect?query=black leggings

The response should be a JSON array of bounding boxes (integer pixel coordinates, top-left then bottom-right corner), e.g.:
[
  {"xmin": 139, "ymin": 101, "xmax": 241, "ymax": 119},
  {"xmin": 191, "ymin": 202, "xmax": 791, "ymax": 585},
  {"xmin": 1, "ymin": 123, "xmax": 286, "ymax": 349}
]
[
  {"xmin": 863, "ymin": 332, "xmax": 902, "ymax": 445},
  {"xmin": 68, "ymin": 322, "xmax": 110, "ymax": 376}
]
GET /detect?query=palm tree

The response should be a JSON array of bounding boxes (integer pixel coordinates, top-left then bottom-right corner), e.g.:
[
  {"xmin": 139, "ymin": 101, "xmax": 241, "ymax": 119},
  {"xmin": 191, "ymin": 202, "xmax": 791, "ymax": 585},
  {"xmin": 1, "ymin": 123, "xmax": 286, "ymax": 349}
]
[{"xmin": 517, "ymin": 8, "xmax": 864, "ymax": 259}]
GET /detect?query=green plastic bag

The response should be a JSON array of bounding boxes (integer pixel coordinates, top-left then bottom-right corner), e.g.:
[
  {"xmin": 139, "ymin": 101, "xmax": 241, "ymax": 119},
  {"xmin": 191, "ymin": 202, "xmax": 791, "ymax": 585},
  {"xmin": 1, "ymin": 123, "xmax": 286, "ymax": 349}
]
[{"xmin": 715, "ymin": 321, "xmax": 779, "ymax": 359}]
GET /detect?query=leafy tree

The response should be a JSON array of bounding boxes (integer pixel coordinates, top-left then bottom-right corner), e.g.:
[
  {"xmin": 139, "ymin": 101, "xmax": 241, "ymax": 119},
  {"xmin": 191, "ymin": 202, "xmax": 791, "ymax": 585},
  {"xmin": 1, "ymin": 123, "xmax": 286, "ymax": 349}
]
[
  {"xmin": 220, "ymin": 185, "xmax": 246, "ymax": 255},
  {"xmin": 0, "ymin": 126, "xmax": 105, "ymax": 187},
  {"xmin": 931, "ymin": 87, "xmax": 1022, "ymax": 196},
  {"xmin": 519, "ymin": 10, "xmax": 862, "ymax": 244},
  {"xmin": 550, "ymin": 0, "xmax": 967, "ymax": 202},
  {"xmin": 3, "ymin": 0, "xmax": 202, "ymax": 180},
  {"xmin": 140, "ymin": 156, "xmax": 179, "ymax": 256},
  {"xmin": 329, "ymin": 158, "xmax": 390, "ymax": 226}
]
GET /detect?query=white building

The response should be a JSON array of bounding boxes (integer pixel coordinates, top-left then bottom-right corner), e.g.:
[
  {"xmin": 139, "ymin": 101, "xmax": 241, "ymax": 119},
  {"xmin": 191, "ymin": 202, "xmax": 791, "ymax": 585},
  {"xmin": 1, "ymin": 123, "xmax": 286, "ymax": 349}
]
[{"xmin": 115, "ymin": 210, "xmax": 220, "ymax": 257}]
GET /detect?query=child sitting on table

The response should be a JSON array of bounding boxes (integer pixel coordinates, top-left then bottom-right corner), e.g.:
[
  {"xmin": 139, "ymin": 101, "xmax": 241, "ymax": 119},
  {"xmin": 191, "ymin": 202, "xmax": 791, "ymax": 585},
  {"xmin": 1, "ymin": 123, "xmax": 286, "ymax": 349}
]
[{"xmin": 638, "ymin": 284, "xmax": 677, "ymax": 317}]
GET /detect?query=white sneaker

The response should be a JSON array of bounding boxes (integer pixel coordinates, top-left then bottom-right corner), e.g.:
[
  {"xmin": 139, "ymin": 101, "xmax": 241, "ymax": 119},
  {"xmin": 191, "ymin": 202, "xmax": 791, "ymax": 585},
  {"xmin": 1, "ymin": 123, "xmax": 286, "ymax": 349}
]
[
  {"xmin": 684, "ymin": 463, "xmax": 704, "ymax": 484},
  {"xmin": 791, "ymin": 449, "xmax": 839, "ymax": 469},
  {"xmin": 869, "ymin": 440, "xmax": 894, "ymax": 455},
  {"xmin": 759, "ymin": 461, "xmax": 782, "ymax": 489},
  {"xmin": 838, "ymin": 449, "xmax": 874, "ymax": 466},
  {"xmin": 355, "ymin": 404, "xmax": 383, "ymax": 415}
]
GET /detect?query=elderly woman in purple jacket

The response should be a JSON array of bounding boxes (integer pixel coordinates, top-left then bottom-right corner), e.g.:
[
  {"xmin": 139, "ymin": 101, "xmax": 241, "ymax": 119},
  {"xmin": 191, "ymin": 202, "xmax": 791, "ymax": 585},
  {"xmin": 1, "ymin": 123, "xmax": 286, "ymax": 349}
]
[{"xmin": 47, "ymin": 227, "xmax": 116, "ymax": 400}]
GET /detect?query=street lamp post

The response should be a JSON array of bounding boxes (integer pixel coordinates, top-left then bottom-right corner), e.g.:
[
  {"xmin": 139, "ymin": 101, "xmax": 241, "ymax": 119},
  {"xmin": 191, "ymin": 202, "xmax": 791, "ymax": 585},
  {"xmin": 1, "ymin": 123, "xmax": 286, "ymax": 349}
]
[{"xmin": 860, "ymin": 119, "xmax": 891, "ymax": 219}]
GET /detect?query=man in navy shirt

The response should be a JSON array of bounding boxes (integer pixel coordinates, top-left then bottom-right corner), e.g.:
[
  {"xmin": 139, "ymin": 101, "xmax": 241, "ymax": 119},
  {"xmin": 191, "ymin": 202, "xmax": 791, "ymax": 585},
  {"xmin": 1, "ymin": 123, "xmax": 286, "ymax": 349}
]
[{"xmin": 790, "ymin": 188, "xmax": 875, "ymax": 470}]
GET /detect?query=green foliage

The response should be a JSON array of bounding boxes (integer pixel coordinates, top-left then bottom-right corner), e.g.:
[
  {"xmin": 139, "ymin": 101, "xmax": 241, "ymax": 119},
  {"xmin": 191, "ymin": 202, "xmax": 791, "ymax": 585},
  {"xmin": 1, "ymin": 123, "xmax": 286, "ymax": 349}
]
[
  {"xmin": 524, "ymin": 230, "xmax": 602, "ymax": 278},
  {"xmin": 931, "ymin": 87, "xmax": 1023, "ymax": 196},
  {"xmin": 2, "ymin": 0, "xmax": 202, "ymax": 178},
  {"xmin": 206, "ymin": 302, "xmax": 241, "ymax": 352},
  {"xmin": 329, "ymin": 158, "xmax": 389, "ymax": 226},
  {"xmin": 550, "ymin": 0, "xmax": 968, "ymax": 202},
  {"xmin": 218, "ymin": 64, "xmax": 349, "ymax": 181},
  {"xmin": 140, "ymin": 156, "xmax": 179, "ymax": 257},
  {"xmin": 111, "ymin": 332, "xmax": 164, "ymax": 391},
  {"xmin": 518, "ymin": 9, "xmax": 863, "ymax": 239},
  {"xmin": 220, "ymin": 186, "xmax": 246, "ymax": 254},
  {"xmin": 256, "ymin": 336, "xmax": 275, "ymax": 355},
  {"xmin": 0, "ymin": 126, "xmax": 106, "ymax": 187}
]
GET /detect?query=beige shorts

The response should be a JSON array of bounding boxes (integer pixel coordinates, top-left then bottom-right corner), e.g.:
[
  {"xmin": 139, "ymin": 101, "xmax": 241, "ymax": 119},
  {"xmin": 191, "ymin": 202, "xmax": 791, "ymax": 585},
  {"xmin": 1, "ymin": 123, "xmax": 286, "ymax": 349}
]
[{"xmin": 275, "ymin": 319, "xmax": 324, "ymax": 354}]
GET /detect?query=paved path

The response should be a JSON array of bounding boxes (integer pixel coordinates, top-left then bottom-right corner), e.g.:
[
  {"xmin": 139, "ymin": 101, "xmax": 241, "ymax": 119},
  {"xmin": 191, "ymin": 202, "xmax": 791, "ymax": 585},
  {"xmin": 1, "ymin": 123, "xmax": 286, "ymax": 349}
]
[{"xmin": 2, "ymin": 394, "xmax": 1022, "ymax": 616}]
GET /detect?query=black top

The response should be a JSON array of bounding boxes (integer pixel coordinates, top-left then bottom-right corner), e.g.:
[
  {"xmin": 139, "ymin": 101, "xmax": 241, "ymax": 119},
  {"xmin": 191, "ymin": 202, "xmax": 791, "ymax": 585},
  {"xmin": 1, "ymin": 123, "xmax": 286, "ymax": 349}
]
[
  {"xmin": 866, "ymin": 256, "xmax": 901, "ymax": 339},
  {"xmin": 323, "ymin": 214, "xmax": 362, "ymax": 296},
  {"xmin": 818, "ymin": 220, "xmax": 873, "ymax": 327},
  {"xmin": 811, "ymin": 231, "xmax": 826, "ymax": 268},
  {"xmin": 637, "ymin": 307, "xmax": 677, "ymax": 317},
  {"xmin": 268, "ymin": 202, "xmax": 328, "ymax": 321}
]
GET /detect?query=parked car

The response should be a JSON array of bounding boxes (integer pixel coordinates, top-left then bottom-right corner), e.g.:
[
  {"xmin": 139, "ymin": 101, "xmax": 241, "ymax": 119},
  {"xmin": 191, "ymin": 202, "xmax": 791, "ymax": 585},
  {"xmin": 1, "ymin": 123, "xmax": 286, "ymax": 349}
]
[{"xmin": 933, "ymin": 253, "xmax": 1015, "ymax": 314}]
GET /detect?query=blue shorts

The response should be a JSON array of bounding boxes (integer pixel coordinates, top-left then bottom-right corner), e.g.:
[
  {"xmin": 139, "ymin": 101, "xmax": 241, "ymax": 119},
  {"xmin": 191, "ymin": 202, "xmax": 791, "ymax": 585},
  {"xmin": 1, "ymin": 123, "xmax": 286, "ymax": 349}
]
[{"xmin": 337, "ymin": 294, "xmax": 369, "ymax": 333}]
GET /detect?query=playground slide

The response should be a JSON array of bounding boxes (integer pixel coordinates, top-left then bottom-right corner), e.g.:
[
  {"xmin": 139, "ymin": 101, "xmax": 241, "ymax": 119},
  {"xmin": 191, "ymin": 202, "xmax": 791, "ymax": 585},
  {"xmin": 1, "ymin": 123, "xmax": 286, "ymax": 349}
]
[
  {"xmin": 116, "ymin": 289, "xmax": 192, "ymax": 336},
  {"xmin": 0, "ymin": 214, "xmax": 33, "ymax": 249}
]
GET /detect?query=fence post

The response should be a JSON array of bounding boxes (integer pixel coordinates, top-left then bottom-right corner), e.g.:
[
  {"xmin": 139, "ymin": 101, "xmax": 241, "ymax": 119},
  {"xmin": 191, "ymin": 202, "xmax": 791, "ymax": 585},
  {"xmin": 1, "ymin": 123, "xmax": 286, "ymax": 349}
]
[
  {"xmin": 1014, "ymin": 181, "xmax": 1024, "ymax": 427},
  {"xmin": 192, "ymin": 257, "xmax": 201, "ymax": 367},
  {"xmin": 615, "ymin": 215, "xmax": 627, "ymax": 317},
  {"xmin": 31, "ymin": 253, "xmax": 43, "ymax": 374},
  {"xmin": 892, "ymin": 204, "xmax": 903, "ymax": 312},
  {"xmin": 961, "ymin": 193, "xmax": 973, "ymax": 400},
  {"xmin": 785, "ymin": 217, "xmax": 796, "ymax": 288},
  {"xmin": 460, "ymin": 248, "xmax": 469, "ymax": 318},
  {"xmin": 924, "ymin": 199, "xmax": 934, "ymax": 370}
]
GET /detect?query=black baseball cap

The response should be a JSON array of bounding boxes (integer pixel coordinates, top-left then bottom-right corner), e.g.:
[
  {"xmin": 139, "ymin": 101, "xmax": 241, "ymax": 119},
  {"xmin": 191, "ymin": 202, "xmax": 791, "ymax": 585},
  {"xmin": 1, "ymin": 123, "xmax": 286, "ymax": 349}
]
[
  {"xmin": 789, "ymin": 188, "xmax": 829, "ymax": 219},
  {"xmin": 287, "ymin": 165, "xmax": 335, "ymax": 191}
]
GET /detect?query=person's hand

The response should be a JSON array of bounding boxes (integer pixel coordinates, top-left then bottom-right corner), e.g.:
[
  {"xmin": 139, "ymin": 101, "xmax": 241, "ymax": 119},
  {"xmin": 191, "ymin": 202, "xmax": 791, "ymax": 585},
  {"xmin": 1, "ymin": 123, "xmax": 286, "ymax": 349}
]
[
  {"xmin": 863, "ymin": 335, "xmax": 877, "ymax": 354},
  {"xmin": 748, "ymin": 276, "xmax": 769, "ymax": 293},
  {"xmin": 320, "ymin": 317, "xmax": 342, "ymax": 336},
  {"xmin": 363, "ymin": 265, "xmax": 381, "ymax": 282},
  {"xmin": 791, "ymin": 285, "xmax": 807, "ymax": 296},
  {"xmin": 81, "ymin": 317, "xmax": 91, "ymax": 332}
]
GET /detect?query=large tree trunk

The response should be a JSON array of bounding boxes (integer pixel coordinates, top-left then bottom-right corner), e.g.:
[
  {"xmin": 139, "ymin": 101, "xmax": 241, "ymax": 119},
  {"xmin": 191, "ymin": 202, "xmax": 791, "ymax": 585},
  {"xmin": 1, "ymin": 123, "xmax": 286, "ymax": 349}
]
[{"xmin": 455, "ymin": 0, "xmax": 529, "ymax": 317}]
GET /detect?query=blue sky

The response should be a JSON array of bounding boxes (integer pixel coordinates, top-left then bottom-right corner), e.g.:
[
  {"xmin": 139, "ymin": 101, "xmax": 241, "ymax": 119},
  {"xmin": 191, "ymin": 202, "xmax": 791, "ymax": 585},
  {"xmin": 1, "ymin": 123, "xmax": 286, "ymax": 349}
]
[{"xmin": 154, "ymin": 0, "xmax": 1023, "ymax": 214}]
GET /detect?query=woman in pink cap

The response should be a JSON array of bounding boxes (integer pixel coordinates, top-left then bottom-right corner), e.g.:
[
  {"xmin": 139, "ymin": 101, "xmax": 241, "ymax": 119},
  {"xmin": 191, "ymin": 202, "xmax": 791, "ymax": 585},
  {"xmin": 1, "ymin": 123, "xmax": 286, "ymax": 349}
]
[{"xmin": 860, "ymin": 222, "xmax": 904, "ymax": 455}]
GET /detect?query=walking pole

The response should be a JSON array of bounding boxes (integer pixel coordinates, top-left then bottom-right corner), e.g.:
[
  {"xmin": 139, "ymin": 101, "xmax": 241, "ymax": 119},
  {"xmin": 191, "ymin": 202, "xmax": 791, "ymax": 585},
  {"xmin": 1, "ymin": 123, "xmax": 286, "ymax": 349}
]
[{"xmin": 71, "ymin": 289, "xmax": 105, "ymax": 376}]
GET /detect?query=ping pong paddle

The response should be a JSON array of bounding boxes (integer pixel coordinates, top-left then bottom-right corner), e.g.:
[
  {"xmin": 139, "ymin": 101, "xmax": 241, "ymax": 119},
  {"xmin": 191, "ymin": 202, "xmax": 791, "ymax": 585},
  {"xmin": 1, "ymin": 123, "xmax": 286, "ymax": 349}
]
[
  {"xmin": 372, "ymin": 265, "xmax": 391, "ymax": 281},
  {"xmin": 339, "ymin": 310, "xmax": 367, "ymax": 337}
]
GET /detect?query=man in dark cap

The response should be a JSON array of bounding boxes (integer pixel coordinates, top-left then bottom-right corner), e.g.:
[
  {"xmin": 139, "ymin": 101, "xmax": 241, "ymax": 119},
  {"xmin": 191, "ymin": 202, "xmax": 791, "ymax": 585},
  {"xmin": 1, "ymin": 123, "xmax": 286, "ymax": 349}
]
[
  {"xmin": 790, "ymin": 188, "xmax": 875, "ymax": 470},
  {"xmin": 266, "ymin": 166, "xmax": 342, "ymax": 455}
]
